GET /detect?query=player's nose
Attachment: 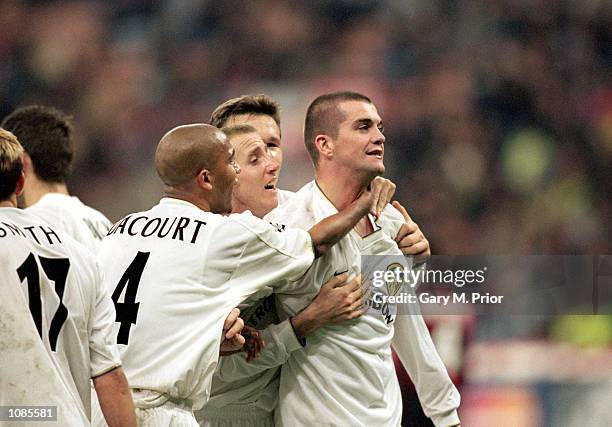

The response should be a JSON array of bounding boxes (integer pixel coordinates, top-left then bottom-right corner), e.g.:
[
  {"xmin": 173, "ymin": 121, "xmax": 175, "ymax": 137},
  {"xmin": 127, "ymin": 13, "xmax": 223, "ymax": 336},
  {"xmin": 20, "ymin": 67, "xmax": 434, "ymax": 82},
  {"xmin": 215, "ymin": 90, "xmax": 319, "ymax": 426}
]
[
  {"xmin": 265, "ymin": 154, "xmax": 280, "ymax": 174},
  {"xmin": 373, "ymin": 128, "xmax": 385, "ymax": 144}
]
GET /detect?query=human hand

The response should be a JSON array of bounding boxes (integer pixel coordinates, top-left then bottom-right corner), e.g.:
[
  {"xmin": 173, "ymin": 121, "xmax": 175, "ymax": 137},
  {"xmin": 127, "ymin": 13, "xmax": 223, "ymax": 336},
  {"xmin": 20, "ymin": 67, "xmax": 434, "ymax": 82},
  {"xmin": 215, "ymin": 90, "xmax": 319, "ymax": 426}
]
[
  {"xmin": 369, "ymin": 177, "xmax": 396, "ymax": 218},
  {"xmin": 241, "ymin": 325, "xmax": 266, "ymax": 362},
  {"xmin": 392, "ymin": 201, "xmax": 431, "ymax": 264},
  {"xmin": 291, "ymin": 273, "xmax": 367, "ymax": 340},
  {"xmin": 220, "ymin": 308, "xmax": 245, "ymax": 354}
]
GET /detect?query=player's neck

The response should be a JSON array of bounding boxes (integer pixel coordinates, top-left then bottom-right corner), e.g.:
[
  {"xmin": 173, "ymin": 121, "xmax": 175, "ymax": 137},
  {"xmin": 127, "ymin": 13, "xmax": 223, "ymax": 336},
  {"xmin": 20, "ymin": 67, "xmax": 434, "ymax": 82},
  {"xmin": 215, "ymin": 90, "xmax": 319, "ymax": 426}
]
[
  {"xmin": 316, "ymin": 169, "xmax": 372, "ymax": 211},
  {"xmin": 0, "ymin": 196, "xmax": 17, "ymax": 208},
  {"xmin": 23, "ymin": 176, "xmax": 69, "ymax": 207},
  {"xmin": 164, "ymin": 188, "xmax": 211, "ymax": 212}
]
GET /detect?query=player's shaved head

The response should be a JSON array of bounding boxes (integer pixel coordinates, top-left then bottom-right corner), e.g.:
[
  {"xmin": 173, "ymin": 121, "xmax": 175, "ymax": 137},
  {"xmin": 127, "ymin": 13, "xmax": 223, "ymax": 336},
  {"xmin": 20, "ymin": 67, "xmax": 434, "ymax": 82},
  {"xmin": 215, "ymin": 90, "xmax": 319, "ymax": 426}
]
[
  {"xmin": 155, "ymin": 124, "xmax": 227, "ymax": 187},
  {"xmin": 304, "ymin": 91, "xmax": 372, "ymax": 166}
]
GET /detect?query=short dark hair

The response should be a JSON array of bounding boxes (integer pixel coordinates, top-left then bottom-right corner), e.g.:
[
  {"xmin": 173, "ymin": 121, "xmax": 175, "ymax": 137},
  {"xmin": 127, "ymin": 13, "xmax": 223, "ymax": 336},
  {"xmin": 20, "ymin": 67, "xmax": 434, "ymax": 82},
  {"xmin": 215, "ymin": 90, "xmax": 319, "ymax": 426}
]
[
  {"xmin": 304, "ymin": 91, "xmax": 372, "ymax": 165},
  {"xmin": 1, "ymin": 105, "xmax": 74, "ymax": 183},
  {"xmin": 210, "ymin": 94, "xmax": 281, "ymax": 128},
  {"xmin": 221, "ymin": 124, "xmax": 259, "ymax": 139},
  {"xmin": 0, "ymin": 128, "xmax": 24, "ymax": 200}
]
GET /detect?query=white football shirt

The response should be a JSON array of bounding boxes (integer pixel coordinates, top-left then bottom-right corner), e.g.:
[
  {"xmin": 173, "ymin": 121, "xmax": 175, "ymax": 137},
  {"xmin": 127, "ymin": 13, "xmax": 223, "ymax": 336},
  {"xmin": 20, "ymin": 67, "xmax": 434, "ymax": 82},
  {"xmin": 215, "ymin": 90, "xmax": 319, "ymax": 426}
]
[
  {"xmin": 0, "ymin": 248, "xmax": 90, "ymax": 426},
  {"xmin": 27, "ymin": 193, "xmax": 112, "ymax": 253},
  {"xmin": 0, "ymin": 207, "xmax": 121, "ymax": 420},
  {"xmin": 267, "ymin": 181, "xmax": 459, "ymax": 427},
  {"xmin": 97, "ymin": 197, "xmax": 314, "ymax": 411}
]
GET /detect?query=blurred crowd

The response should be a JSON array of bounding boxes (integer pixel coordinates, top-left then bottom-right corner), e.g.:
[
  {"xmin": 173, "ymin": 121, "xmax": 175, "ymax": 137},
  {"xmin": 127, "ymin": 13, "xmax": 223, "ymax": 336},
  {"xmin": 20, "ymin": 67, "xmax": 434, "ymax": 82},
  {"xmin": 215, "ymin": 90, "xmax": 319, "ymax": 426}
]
[
  {"xmin": 2, "ymin": 1, "xmax": 610, "ymax": 423},
  {"xmin": 2, "ymin": 0, "xmax": 611, "ymax": 333},
  {"xmin": 1, "ymin": 0, "xmax": 609, "ymax": 256}
]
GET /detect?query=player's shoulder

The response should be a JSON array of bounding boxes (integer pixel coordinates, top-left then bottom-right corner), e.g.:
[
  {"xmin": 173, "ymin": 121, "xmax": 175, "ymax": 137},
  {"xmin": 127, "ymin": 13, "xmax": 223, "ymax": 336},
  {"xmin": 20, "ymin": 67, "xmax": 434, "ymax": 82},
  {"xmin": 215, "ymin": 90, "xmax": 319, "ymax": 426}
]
[
  {"xmin": 266, "ymin": 181, "xmax": 316, "ymax": 225},
  {"xmin": 72, "ymin": 196, "xmax": 112, "ymax": 224},
  {"xmin": 226, "ymin": 210, "xmax": 268, "ymax": 234},
  {"xmin": 276, "ymin": 189, "xmax": 296, "ymax": 205},
  {"xmin": 0, "ymin": 207, "xmax": 98, "ymax": 270}
]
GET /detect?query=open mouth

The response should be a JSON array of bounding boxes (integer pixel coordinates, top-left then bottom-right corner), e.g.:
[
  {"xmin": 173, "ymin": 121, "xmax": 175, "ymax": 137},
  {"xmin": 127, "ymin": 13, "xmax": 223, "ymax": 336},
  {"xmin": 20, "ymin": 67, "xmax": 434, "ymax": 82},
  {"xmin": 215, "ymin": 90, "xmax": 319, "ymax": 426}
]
[
  {"xmin": 264, "ymin": 183, "xmax": 277, "ymax": 190},
  {"xmin": 366, "ymin": 149, "xmax": 383, "ymax": 159}
]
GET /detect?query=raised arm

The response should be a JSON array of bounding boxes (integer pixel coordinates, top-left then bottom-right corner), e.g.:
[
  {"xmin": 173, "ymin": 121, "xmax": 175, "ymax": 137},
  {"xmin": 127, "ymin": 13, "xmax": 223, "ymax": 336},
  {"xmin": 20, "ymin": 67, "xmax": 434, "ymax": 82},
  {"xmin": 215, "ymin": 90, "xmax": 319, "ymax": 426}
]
[{"xmin": 308, "ymin": 183, "xmax": 373, "ymax": 258}]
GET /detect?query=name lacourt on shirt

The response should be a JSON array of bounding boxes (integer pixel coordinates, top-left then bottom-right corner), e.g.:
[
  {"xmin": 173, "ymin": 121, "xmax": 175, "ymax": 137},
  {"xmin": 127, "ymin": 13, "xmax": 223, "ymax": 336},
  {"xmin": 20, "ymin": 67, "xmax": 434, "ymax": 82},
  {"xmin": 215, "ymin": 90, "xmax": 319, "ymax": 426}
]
[{"xmin": 106, "ymin": 215, "xmax": 207, "ymax": 244}]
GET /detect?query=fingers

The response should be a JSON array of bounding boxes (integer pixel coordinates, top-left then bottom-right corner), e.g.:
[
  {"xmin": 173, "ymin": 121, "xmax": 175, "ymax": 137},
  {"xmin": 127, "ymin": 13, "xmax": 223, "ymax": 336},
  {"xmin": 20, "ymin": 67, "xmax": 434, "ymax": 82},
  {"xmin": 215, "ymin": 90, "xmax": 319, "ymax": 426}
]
[
  {"xmin": 347, "ymin": 280, "xmax": 364, "ymax": 300},
  {"xmin": 345, "ymin": 274, "xmax": 361, "ymax": 292},
  {"xmin": 230, "ymin": 334, "xmax": 245, "ymax": 346},
  {"xmin": 376, "ymin": 179, "xmax": 396, "ymax": 216},
  {"xmin": 395, "ymin": 221, "xmax": 418, "ymax": 243},
  {"xmin": 369, "ymin": 178, "xmax": 383, "ymax": 217},
  {"xmin": 392, "ymin": 201, "xmax": 412, "ymax": 223},
  {"xmin": 223, "ymin": 307, "xmax": 240, "ymax": 332},
  {"xmin": 322, "ymin": 272, "xmax": 348, "ymax": 289},
  {"xmin": 397, "ymin": 228, "xmax": 424, "ymax": 248},
  {"xmin": 225, "ymin": 315, "xmax": 244, "ymax": 340},
  {"xmin": 219, "ymin": 333, "xmax": 245, "ymax": 355}
]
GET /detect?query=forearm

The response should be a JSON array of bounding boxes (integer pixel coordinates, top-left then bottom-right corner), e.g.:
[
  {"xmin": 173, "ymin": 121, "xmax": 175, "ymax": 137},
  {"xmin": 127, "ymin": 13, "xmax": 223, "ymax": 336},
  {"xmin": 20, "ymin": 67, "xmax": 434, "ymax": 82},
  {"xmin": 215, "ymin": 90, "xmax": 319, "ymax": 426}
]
[
  {"xmin": 290, "ymin": 301, "xmax": 325, "ymax": 341},
  {"xmin": 308, "ymin": 200, "xmax": 365, "ymax": 258},
  {"xmin": 216, "ymin": 320, "xmax": 302, "ymax": 382},
  {"xmin": 93, "ymin": 367, "xmax": 136, "ymax": 427},
  {"xmin": 392, "ymin": 316, "xmax": 460, "ymax": 427}
]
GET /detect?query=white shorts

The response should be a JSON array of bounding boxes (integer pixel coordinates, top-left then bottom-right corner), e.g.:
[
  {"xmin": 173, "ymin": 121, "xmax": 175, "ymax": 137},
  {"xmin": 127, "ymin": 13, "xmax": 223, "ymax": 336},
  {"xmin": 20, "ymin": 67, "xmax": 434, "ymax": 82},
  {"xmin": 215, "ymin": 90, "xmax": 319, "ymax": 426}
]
[
  {"xmin": 94, "ymin": 388, "xmax": 198, "ymax": 427},
  {"xmin": 196, "ymin": 404, "xmax": 273, "ymax": 427},
  {"xmin": 135, "ymin": 403, "xmax": 198, "ymax": 427}
]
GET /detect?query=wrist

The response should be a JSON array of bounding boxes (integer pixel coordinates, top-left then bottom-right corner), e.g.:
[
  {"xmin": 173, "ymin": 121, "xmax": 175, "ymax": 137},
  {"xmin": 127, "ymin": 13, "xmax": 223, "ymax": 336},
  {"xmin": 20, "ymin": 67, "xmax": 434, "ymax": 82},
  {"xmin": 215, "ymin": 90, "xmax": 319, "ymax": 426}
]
[
  {"xmin": 288, "ymin": 317, "xmax": 307, "ymax": 346},
  {"xmin": 291, "ymin": 306, "xmax": 320, "ymax": 341}
]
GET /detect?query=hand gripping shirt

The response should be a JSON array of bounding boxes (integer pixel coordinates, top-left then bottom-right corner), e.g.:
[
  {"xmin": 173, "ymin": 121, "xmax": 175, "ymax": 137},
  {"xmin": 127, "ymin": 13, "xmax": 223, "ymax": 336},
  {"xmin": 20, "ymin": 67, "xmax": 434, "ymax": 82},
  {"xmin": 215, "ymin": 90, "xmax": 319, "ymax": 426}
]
[
  {"xmin": 267, "ymin": 181, "xmax": 459, "ymax": 427},
  {"xmin": 97, "ymin": 198, "xmax": 314, "ymax": 411}
]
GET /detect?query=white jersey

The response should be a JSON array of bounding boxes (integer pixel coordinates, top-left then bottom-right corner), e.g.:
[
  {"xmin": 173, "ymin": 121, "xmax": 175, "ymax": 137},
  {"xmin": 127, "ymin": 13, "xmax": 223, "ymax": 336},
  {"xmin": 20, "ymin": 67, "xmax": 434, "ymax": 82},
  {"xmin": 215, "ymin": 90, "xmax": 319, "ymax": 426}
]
[
  {"xmin": 0, "ymin": 208, "xmax": 121, "ymax": 421},
  {"xmin": 194, "ymin": 188, "xmax": 299, "ymax": 426},
  {"xmin": 27, "ymin": 193, "xmax": 112, "ymax": 253},
  {"xmin": 1, "ymin": 232, "xmax": 91, "ymax": 427},
  {"xmin": 276, "ymin": 189, "xmax": 295, "ymax": 206},
  {"xmin": 97, "ymin": 197, "xmax": 314, "ymax": 412},
  {"xmin": 195, "ymin": 312, "xmax": 300, "ymax": 426},
  {"xmin": 267, "ymin": 181, "xmax": 459, "ymax": 427}
]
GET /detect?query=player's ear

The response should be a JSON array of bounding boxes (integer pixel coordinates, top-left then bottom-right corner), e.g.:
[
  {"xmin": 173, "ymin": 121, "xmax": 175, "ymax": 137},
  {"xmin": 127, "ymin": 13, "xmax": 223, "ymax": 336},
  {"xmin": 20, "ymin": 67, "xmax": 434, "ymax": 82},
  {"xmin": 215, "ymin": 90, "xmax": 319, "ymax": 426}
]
[
  {"xmin": 14, "ymin": 172, "xmax": 25, "ymax": 197},
  {"xmin": 315, "ymin": 134, "xmax": 334, "ymax": 160},
  {"xmin": 22, "ymin": 152, "xmax": 34, "ymax": 175},
  {"xmin": 196, "ymin": 169, "xmax": 213, "ymax": 191}
]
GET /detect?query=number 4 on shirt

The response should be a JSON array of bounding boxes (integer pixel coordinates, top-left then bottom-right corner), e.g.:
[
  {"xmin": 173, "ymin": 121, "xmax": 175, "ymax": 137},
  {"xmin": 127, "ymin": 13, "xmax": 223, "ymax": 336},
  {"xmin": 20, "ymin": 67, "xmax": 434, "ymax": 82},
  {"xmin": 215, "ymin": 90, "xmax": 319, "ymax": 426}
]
[{"xmin": 112, "ymin": 251, "xmax": 150, "ymax": 344}]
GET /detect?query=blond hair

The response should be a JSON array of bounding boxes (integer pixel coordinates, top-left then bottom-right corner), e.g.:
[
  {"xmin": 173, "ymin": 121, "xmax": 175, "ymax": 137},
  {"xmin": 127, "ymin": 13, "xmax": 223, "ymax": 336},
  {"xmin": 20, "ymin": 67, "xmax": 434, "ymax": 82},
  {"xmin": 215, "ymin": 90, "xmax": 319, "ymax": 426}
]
[{"xmin": 0, "ymin": 128, "xmax": 24, "ymax": 200}]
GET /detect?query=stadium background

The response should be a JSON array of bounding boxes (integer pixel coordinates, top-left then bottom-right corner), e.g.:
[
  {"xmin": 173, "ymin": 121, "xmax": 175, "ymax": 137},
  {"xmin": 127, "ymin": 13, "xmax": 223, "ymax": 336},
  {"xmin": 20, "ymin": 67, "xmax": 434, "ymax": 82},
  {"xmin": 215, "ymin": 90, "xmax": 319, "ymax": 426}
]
[{"xmin": 1, "ymin": 0, "xmax": 610, "ymax": 425}]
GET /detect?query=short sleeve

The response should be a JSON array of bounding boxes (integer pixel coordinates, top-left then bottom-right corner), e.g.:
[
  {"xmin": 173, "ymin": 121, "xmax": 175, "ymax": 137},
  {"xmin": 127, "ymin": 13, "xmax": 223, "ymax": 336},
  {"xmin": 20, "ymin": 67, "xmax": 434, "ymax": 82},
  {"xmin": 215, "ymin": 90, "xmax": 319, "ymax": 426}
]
[
  {"xmin": 226, "ymin": 212, "xmax": 315, "ymax": 298},
  {"xmin": 88, "ymin": 261, "xmax": 121, "ymax": 377}
]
